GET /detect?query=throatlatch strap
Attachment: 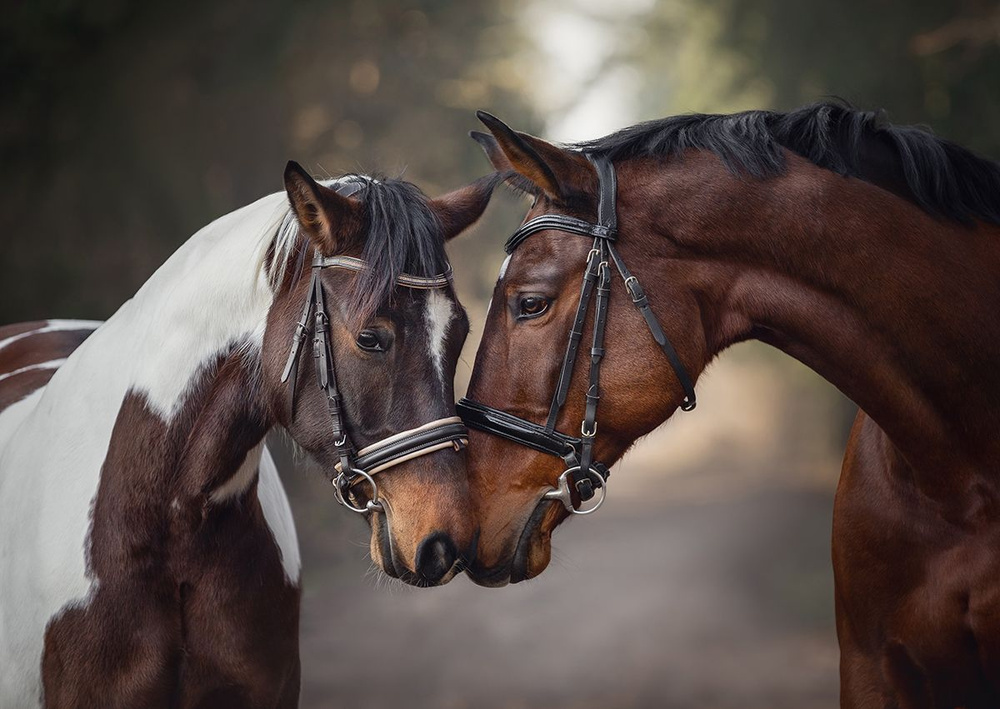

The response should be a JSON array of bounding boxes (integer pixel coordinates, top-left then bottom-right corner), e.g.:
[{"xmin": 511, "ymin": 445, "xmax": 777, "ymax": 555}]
[
  {"xmin": 607, "ymin": 244, "xmax": 697, "ymax": 411},
  {"xmin": 280, "ymin": 268, "xmax": 319, "ymax": 412}
]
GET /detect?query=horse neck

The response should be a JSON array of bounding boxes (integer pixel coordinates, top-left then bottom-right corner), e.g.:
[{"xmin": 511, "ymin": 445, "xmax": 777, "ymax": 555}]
[
  {"xmin": 627, "ymin": 152, "xmax": 1000, "ymax": 489},
  {"xmin": 42, "ymin": 193, "xmax": 288, "ymax": 496},
  {"xmin": 117, "ymin": 192, "xmax": 288, "ymax": 419}
]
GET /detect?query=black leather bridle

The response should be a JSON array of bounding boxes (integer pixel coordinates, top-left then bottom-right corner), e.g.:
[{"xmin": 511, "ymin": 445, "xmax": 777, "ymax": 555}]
[
  {"xmin": 457, "ymin": 154, "xmax": 696, "ymax": 514},
  {"xmin": 281, "ymin": 180, "xmax": 468, "ymax": 514}
]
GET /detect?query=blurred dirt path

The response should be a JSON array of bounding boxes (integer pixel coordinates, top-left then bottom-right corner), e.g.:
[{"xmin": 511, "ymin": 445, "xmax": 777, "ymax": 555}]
[{"xmin": 294, "ymin": 480, "xmax": 840, "ymax": 709}]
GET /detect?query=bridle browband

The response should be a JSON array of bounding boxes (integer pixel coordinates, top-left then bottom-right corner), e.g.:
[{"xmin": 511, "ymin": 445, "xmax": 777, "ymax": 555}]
[
  {"xmin": 280, "ymin": 180, "xmax": 468, "ymax": 514},
  {"xmin": 457, "ymin": 153, "xmax": 696, "ymax": 515}
]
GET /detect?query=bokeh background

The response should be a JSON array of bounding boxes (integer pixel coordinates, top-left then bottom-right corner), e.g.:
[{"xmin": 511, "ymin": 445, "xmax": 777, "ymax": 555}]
[{"xmin": 4, "ymin": 1, "xmax": 1000, "ymax": 706}]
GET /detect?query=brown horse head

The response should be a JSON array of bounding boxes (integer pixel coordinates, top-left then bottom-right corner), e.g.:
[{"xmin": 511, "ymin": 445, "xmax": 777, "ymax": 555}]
[
  {"xmin": 461, "ymin": 103, "xmax": 1000, "ymax": 586},
  {"xmin": 461, "ymin": 115, "xmax": 708, "ymax": 585},
  {"xmin": 264, "ymin": 162, "xmax": 495, "ymax": 585}
]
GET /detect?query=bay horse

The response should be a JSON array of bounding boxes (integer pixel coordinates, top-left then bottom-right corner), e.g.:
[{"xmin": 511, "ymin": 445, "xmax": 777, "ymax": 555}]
[
  {"xmin": 458, "ymin": 103, "xmax": 1000, "ymax": 706},
  {"xmin": 0, "ymin": 161, "xmax": 495, "ymax": 708}
]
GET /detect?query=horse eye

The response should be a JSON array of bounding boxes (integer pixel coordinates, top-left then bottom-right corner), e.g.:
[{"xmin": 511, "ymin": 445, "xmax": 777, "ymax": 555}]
[
  {"xmin": 518, "ymin": 296, "xmax": 550, "ymax": 319},
  {"xmin": 356, "ymin": 330, "xmax": 385, "ymax": 352}
]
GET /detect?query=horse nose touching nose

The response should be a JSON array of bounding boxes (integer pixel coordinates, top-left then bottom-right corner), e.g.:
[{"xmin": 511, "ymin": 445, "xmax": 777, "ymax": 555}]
[{"xmin": 415, "ymin": 531, "xmax": 458, "ymax": 584}]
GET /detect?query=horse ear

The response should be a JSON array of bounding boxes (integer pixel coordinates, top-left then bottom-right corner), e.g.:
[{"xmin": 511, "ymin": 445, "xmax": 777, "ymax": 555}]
[
  {"xmin": 283, "ymin": 161, "xmax": 363, "ymax": 255},
  {"xmin": 430, "ymin": 174, "xmax": 501, "ymax": 242},
  {"xmin": 470, "ymin": 131, "xmax": 512, "ymax": 172},
  {"xmin": 475, "ymin": 111, "xmax": 591, "ymax": 202}
]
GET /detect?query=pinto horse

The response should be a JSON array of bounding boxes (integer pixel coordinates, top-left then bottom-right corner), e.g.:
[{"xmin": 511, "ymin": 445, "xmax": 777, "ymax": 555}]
[
  {"xmin": 0, "ymin": 161, "xmax": 494, "ymax": 708},
  {"xmin": 459, "ymin": 103, "xmax": 1000, "ymax": 705}
]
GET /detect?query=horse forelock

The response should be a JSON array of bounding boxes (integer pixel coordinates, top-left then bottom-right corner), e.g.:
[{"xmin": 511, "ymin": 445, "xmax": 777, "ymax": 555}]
[{"xmin": 265, "ymin": 174, "xmax": 452, "ymax": 329}]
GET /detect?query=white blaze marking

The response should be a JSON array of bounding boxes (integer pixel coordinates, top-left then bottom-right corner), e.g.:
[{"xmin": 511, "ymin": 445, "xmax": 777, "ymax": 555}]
[
  {"xmin": 486, "ymin": 254, "xmax": 513, "ymax": 314},
  {"xmin": 497, "ymin": 254, "xmax": 512, "ymax": 281},
  {"xmin": 424, "ymin": 289, "xmax": 454, "ymax": 386}
]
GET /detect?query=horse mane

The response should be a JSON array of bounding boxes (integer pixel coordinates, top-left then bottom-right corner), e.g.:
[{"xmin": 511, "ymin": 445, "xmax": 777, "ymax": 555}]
[
  {"xmin": 268, "ymin": 175, "xmax": 448, "ymax": 325},
  {"xmin": 576, "ymin": 101, "xmax": 1000, "ymax": 226}
]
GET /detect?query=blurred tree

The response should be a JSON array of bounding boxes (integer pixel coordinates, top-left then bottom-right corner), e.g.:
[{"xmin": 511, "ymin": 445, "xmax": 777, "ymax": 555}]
[
  {"xmin": 0, "ymin": 0, "xmax": 534, "ymax": 321},
  {"xmin": 621, "ymin": 0, "xmax": 1000, "ymax": 158}
]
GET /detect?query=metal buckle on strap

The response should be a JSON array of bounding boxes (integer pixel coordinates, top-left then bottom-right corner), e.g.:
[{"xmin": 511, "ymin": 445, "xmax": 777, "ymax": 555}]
[{"xmin": 623, "ymin": 275, "xmax": 642, "ymax": 301}]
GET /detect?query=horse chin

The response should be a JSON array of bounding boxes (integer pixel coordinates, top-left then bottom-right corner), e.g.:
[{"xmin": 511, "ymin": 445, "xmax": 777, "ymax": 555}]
[
  {"xmin": 511, "ymin": 499, "xmax": 564, "ymax": 583},
  {"xmin": 467, "ymin": 498, "xmax": 565, "ymax": 587},
  {"xmin": 465, "ymin": 564, "xmax": 513, "ymax": 588}
]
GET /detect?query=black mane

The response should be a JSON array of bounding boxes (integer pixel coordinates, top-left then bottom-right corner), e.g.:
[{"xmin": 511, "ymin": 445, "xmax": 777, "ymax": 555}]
[
  {"xmin": 576, "ymin": 102, "xmax": 1000, "ymax": 225},
  {"xmin": 339, "ymin": 175, "xmax": 448, "ymax": 324}
]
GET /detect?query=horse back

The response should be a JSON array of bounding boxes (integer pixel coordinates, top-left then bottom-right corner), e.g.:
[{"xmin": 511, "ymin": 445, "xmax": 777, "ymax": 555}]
[{"xmin": 0, "ymin": 320, "xmax": 101, "ymax": 415}]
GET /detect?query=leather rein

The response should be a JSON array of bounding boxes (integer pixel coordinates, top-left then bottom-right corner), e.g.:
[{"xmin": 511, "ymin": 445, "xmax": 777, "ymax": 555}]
[
  {"xmin": 456, "ymin": 154, "xmax": 696, "ymax": 515},
  {"xmin": 280, "ymin": 181, "xmax": 468, "ymax": 514}
]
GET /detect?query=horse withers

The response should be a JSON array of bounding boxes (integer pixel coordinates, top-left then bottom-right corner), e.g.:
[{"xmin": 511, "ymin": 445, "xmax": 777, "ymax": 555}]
[
  {"xmin": 458, "ymin": 104, "xmax": 1000, "ymax": 705},
  {"xmin": 0, "ymin": 162, "xmax": 495, "ymax": 707}
]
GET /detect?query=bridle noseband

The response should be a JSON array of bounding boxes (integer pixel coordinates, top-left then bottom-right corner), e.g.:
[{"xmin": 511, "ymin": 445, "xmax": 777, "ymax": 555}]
[
  {"xmin": 281, "ymin": 181, "xmax": 468, "ymax": 514},
  {"xmin": 457, "ymin": 154, "xmax": 696, "ymax": 515}
]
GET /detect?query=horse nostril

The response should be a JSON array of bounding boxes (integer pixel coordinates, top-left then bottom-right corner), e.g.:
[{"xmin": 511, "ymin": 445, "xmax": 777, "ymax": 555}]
[{"xmin": 414, "ymin": 532, "xmax": 458, "ymax": 584}]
